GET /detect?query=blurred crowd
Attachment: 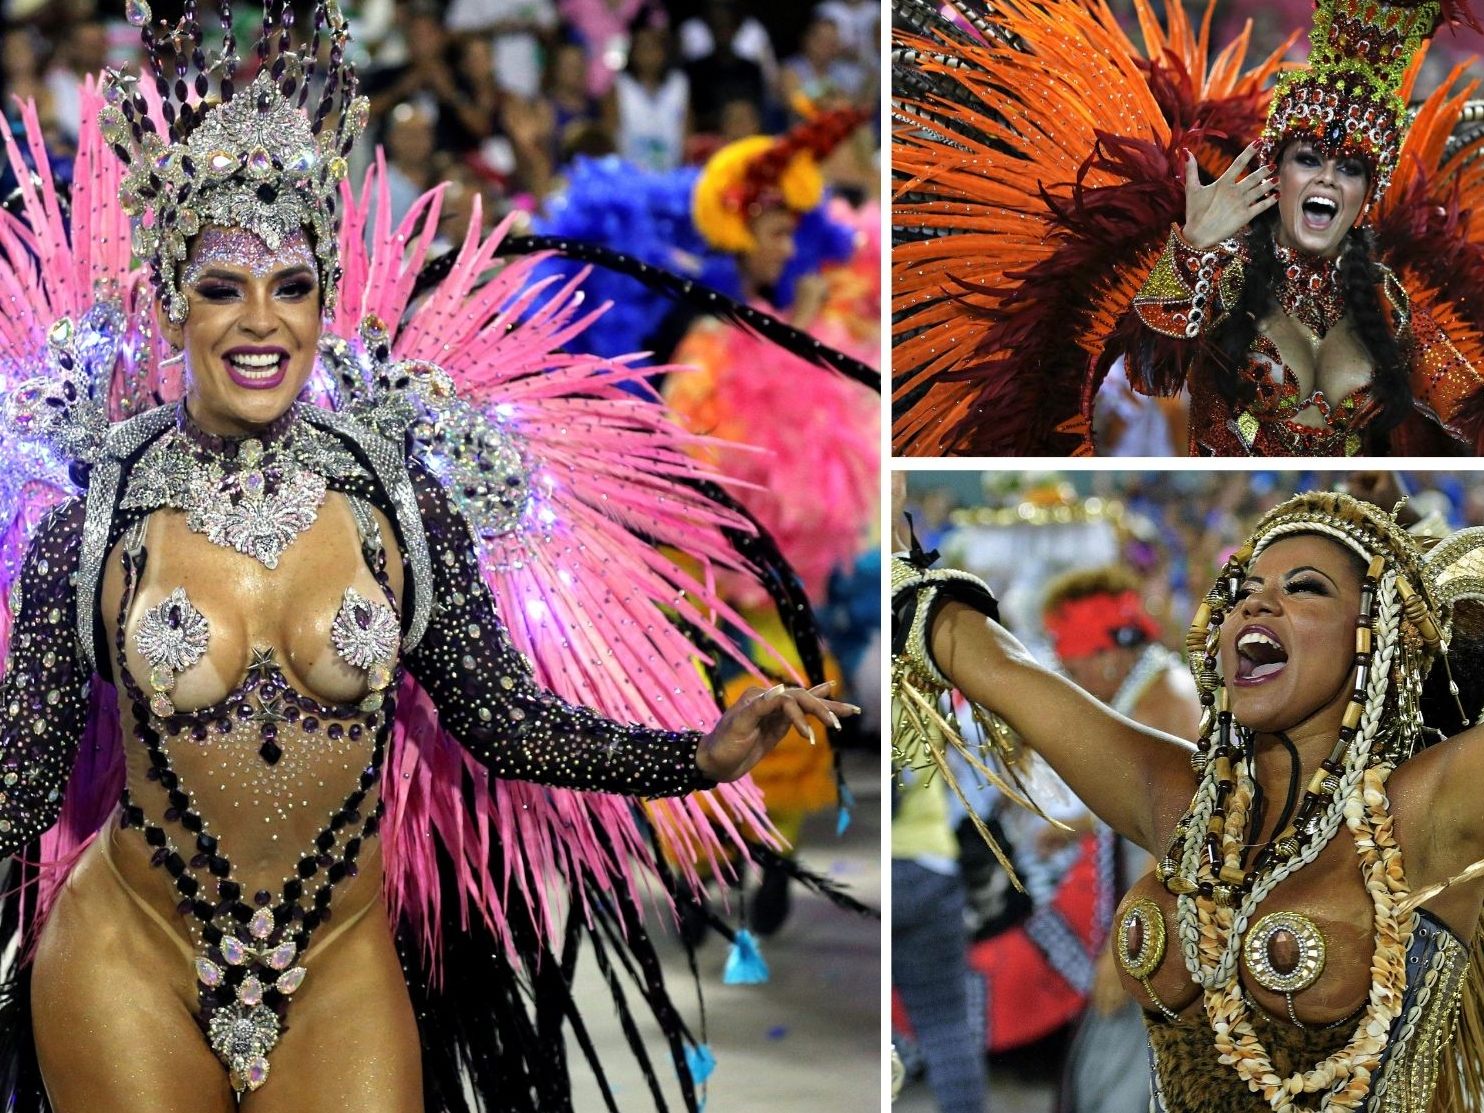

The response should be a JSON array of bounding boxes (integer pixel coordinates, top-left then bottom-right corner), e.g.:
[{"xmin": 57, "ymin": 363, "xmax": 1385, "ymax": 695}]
[
  {"xmin": 894, "ymin": 470, "xmax": 1484, "ymax": 1113},
  {"xmin": 908, "ymin": 471, "xmax": 1484, "ymax": 651},
  {"xmin": 0, "ymin": 0, "xmax": 879, "ymax": 228}
]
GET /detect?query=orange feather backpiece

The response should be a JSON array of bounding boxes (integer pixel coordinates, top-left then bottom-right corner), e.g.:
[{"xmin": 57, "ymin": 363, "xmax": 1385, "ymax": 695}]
[{"xmin": 893, "ymin": 0, "xmax": 1290, "ymax": 455}]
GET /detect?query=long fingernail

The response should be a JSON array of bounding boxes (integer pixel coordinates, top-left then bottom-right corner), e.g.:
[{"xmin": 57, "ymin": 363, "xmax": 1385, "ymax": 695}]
[
  {"xmin": 829, "ymin": 712, "xmax": 843, "ymax": 730},
  {"xmin": 766, "ymin": 684, "xmax": 786, "ymax": 697},
  {"xmin": 806, "ymin": 726, "xmax": 816, "ymax": 746},
  {"xmin": 846, "ymin": 704, "xmax": 863, "ymax": 714}
]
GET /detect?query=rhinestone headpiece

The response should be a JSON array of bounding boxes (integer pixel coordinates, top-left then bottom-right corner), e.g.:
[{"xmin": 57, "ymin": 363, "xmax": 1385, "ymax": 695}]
[
  {"xmin": 100, "ymin": 1, "xmax": 369, "ymax": 323},
  {"xmin": 1258, "ymin": 0, "xmax": 1469, "ymax": 208}
]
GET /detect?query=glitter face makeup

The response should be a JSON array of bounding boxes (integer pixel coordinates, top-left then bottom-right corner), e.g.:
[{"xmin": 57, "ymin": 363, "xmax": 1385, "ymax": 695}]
[
  {"xmin": 183, "ymin": 227, "xmax": 318, "ymax": 289},
  {"xmin": 170, "ymin": 224, "xmax": 324, "ymax": 437}
]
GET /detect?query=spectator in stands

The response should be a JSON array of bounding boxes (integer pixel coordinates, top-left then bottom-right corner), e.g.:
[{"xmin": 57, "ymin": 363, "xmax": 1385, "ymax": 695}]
[
  {"xmin": 556, "ymin": 0, "xmax": 663, "ymax": 97},
  {"xmin": 533, "ymin": 39, "xmax": 605, "ymax": 169},
  {"xmin": 817, "ymin": 0, "xmax": 877, "ymax": 65},
  {"xmin": 447, "ymin": 0, "xmax": 559, "ymax": 101},
  {"xmin": 383, "ymin": 100, "xmax": 440, "ymax": 225},
  {"xmin": 364, "ymin": 5, "xmax": 497, "ymax": 158},
  {"xmin": 2, "ymin": 22, "xmax": 55, "ymax": 134},
  {"xmin": 603, "ymin": 20, "xmax": 689, "ymax": 171},
  {"xmin": 718, "ymin": 96, "xmax": 764, "ymax": 143},
  {"xmin": 679, "ymin": 0, "xmax": 778, "ymax": 93},
  {"xmin": 781, "ymin": 15, "xmax": 869, "ymax": 113},
  {"xmin": 41, "ymin": 14, "xmax": 103, "ymax": 142},
  {"xmin": 683, "ymin": 0, "xmax": 770, "ymax": 135}
]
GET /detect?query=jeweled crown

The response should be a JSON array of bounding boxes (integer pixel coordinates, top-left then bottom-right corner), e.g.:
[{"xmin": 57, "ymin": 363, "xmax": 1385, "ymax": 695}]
[
  {"xmin": 1259, "ymin": 0, "xmax": 1471, "ymax": 206},
  {"xmin": 100, "ymin": 0, "xmax": 368, "ymax": 323}
]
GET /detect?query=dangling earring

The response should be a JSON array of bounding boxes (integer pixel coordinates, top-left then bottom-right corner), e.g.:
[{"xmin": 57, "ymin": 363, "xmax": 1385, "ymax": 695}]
[{"xmin": 160, "ymin": 344, "xmax": 185, "ymax": 368}]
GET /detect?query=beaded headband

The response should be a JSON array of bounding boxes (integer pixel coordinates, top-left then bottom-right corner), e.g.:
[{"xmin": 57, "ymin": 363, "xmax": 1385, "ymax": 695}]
[
  {"xmin": 1257, "ymin": 0, "xmax": 1471, "ymax": 209},
  {"xmin": 101, "ymin": 1, "xmax": 369, "ymax": 324}
]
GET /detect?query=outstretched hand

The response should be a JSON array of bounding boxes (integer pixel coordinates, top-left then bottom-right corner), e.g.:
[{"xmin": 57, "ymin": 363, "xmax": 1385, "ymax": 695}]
[
  {"xmin": 1182, "ymin": 142, "xmax": 1278, "ymax": 249},
  {"xmin": 697, "ymin": 682, "xmax": 860, "ymax": 782}
]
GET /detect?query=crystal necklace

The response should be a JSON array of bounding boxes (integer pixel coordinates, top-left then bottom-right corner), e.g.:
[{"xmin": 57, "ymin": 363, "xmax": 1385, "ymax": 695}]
[
  {"xmin": 122, "ymin": 403, "xmax": 365, "ymax": 569},
  {"xmin": 1272, "ymin": 242, "xmax": 1345, "ymax": 339}
]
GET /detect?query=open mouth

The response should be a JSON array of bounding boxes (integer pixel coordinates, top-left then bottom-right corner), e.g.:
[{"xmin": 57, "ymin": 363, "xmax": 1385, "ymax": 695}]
[
  {"xmin": 1235, "ymin": 626, "xmax": 1288, "ymax": 684},
  {"xmin": 222, "ymin": 348, "xmax": 289, "ymax": 390},
  {"xmin": 1301, "ymin": 195, "xmax": 1339, "ymax": 232}
]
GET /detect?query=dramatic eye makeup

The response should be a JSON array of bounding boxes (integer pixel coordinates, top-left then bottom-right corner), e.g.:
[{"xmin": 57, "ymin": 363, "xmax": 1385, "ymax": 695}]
[{"xmin": 1234, "ymin": 567, "xmax": 1336, "ymax": 601}]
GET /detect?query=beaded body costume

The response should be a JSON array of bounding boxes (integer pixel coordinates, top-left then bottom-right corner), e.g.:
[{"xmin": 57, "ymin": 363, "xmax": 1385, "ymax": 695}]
[
  {"xmin": 892, "ymin": 0, "xmax": 1484, "ymax": 457},
  {"xmin": 0, "ymin": 2, "xmax": 848, "ymax": 1109}
]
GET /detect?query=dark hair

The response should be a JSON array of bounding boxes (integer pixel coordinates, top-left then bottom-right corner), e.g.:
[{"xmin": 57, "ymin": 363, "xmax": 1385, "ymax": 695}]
[
  {"xmin": 1206, "ymin": 210, "xmax": 1411, "ymax": 439},
  {"xmin": 1421, "ymin": 602, "xmax": 1484, "ymax": 743}
]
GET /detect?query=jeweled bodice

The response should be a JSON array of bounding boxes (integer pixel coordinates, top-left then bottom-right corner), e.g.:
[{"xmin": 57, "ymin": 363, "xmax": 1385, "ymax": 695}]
[{"xmin": 108, "ymin": 492, "xmax": 400, "ymax": 1092}]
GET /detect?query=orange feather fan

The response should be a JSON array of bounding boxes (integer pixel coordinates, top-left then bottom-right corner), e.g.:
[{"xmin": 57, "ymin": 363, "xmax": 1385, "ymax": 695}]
[{"xmin": 893, "ymin": 0, "xmax": 1292, "ymax": 455}]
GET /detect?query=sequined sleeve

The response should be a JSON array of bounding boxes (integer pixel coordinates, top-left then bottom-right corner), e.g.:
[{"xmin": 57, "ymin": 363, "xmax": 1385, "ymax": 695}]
[
  {"xmin": 1403, "ymin": 293, "xmax": 1484, "ymax": 448},
  {"xmin": 400, "ymin": 460, "xmax": 711, "ymax": 798},
  {"xmin": 1133, "ymin": 224, "xmax": 1245, "ymax": 340},
  {"xmin": 0, "ymin": 498, "xmax": 89, "ymax": 855}
]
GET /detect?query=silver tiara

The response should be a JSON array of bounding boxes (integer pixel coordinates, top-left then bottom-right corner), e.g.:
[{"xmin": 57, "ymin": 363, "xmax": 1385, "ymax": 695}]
[{"xmin": 100, "ymin": 1, "xmax": 368, "ymax": 323}]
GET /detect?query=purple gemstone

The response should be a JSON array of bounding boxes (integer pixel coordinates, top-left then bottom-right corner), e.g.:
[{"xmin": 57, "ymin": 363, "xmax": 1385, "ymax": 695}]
[
  {"xmin": 349, "ymin": 726, "xmax": 362, "ymax": 740},
  {"xmin": 255, "ymin": 889, "xmax": 272, "ymax": 907},
  {"xmin": 168, "ymin": 605, "xmax": 182, "ymax": 629},
  {"xmin": 163, "ymin": 807, "xmax": 180, "ymax": 822},
  {"xmin": 354, "ymin": 605, "xmax": 371, "ymax": 629},
  {"xmin": 303, "ymin": 718, "xmax": 318, "ymax": 732},
  {"xmin": 191, "ymin": 853, "xmax": 209, "ymax": 869},
  {"xmin": 177, "ymin": 899, "xmax": 193, "ymax": 915},
  {"xmin": 151, "ymin": 847, "xmax": 168, "ymax": 866}
]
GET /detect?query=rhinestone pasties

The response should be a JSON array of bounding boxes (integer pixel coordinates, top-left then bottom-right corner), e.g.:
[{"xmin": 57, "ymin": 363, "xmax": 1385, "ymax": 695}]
[{"xmin": 134, "ymin": 588, "xmax": 210, "ymax": 718}]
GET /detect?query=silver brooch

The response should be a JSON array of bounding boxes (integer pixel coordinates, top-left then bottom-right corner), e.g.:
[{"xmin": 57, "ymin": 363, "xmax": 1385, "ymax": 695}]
[
  {"xmin": 134, "ymin": 588, "xmax": 210, "ymax": 718},
  {"xmin": 122, "ymin": 410, "xmax": 365, "ymax": 570},
  {"xmin": 206, "ymin": 1001, "xmax": 280, "ymax": 1092},
  {"xmin": 330, "ymin": 588, "xmax": 400, "ymax": 671}
]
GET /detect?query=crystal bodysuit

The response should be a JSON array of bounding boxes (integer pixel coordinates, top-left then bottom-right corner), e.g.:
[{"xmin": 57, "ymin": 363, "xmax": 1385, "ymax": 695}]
[{"xmin": 0, "ymin": 402, "xmax": 712, "ymax": 1093}]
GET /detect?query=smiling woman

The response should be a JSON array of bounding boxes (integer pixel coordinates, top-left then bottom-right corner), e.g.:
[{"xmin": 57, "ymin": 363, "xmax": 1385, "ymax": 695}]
[
  {"xmin": 0, "ymin": 2, "xmax": 866, "ymax": 1111},
  {"xmin": 165, "ymin": 227, "xmax": 323, "ymax": 432}
]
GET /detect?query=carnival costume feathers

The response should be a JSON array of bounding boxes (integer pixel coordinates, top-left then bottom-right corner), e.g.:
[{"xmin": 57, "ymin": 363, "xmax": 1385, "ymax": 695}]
[
  {"xmin": 0, "ymin": 4, "xmax": 867, "ymax": 1109},
  {"xmin": 893, "ymin": 0, "xmax": 1484, "ymax": 456}
]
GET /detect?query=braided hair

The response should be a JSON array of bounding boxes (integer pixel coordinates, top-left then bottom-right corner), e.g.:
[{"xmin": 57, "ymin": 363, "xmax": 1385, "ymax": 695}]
[{"xmin": 1207, "ymin": 210, "xmax": 1411, "ymax": 436}]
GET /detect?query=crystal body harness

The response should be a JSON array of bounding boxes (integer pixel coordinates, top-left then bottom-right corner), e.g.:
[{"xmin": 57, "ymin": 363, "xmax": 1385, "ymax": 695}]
[{"xmin": 0, "ymin": 401, "xmax": 710, "ymax": 1094}]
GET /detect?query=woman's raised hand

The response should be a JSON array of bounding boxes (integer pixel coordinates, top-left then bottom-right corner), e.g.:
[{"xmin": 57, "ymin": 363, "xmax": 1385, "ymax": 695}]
[
  {"xmin": 1182, "ymin": 142, "xmax": 1278, "ymax": 249},
  {"xmin": 697, "ymin": 682, "xmax": 860, "ymax": 782}
]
